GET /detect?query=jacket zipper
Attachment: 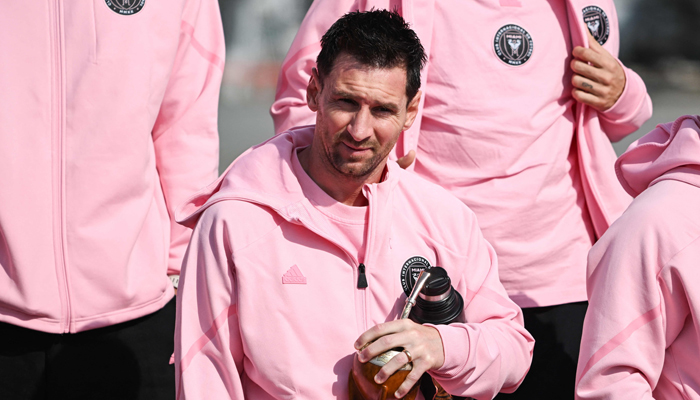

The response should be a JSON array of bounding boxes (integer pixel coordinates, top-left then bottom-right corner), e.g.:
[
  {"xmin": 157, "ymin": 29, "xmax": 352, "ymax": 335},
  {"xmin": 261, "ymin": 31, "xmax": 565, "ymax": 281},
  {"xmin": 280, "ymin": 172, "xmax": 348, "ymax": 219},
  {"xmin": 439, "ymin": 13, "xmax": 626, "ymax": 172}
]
[
  {"xmin": 51, "ymin": 0, "xmax": 71, "ymax": 333},
  {"xmin": 356, "ymin": 264, "xmax": 368, "ymax": 288},
  {"xmin": 298, "ymin": 219, "xmax": 368, "ymax": 332},
  {"xmin": 359, "ymin": 186, "xmax": 378, "ymax": 333},
  {"xmin": 284, "ymin": 201, "xmax": 371, "ymax": 333}
]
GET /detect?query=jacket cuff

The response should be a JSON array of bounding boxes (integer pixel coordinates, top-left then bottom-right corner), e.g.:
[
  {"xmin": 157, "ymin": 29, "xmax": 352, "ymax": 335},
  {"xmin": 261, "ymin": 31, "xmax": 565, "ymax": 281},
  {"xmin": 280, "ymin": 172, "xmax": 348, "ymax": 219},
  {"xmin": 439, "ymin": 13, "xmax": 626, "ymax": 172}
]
[
  {"xmin": 428, "ymin": 324, "xmax": 470, "ymax": 377},
  {"xmin": 600, "ymin": 61, "xmax": 647, "ymax": 123}
]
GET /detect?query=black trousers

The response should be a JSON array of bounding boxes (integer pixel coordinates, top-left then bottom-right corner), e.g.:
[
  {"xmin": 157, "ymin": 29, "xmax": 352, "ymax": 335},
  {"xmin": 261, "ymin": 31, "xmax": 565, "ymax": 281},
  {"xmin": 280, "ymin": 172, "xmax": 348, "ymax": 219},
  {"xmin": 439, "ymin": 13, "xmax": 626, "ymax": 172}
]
[
  {"xmin": 0, "ymin": 298, "xmax": 176, "ymax": 400},
  {"xmin": 495, "ymin": 301, "xmax": 588, "ymax": 400}
]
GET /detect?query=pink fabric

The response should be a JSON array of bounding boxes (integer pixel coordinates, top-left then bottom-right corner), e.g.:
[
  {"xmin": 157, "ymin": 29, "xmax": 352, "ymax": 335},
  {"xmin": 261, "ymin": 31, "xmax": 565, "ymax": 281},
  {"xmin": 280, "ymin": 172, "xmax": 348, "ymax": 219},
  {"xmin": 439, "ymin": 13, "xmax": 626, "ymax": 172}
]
[
  {"xmin": 270, "ymin": 0, "xmax": 652, "ymax": 308},
  {"xmin": 413, "ymin": 0, "xmax": 592, "ymax": 307},
  {"xmin": 576, "ymin": 115, "xmax": 700, "ymax": 400},
  {"xmin": 181, "ymin": 21, "xmax": 225, "ymax": 71},
  {"xmin": 499, "ymin": 0, "xmax": 522, "ymax": 7},
  {"xmin": 0, "ymin": 1, "xmax": 224, "ymax": 333},
  {"xmin": 291, "ymin": 149, "xmax": 368, "ymax": 251},
  {"xmin": 174, "ymin": 127, "xmax": 534, "ymax": 400}
]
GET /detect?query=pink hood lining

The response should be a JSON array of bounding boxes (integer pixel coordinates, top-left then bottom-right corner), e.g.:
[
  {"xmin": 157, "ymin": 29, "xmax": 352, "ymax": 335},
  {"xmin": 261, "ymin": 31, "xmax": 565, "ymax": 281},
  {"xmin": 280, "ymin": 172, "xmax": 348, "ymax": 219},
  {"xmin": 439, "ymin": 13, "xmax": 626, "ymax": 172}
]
[
  {"xmin": 174, "ymin": 125, "xmax": 402, "ymax": 229},
  {"xmin": 615, "ymin": 115, "xmax": 700, "ymax": 198}
]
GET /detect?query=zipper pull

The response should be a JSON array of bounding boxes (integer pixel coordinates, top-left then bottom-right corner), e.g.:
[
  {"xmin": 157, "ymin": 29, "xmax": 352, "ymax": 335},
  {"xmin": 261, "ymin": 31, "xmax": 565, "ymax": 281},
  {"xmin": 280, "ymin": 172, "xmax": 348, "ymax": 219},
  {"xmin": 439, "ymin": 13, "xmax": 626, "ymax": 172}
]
[{"xmin": 357, "ymin": 263, "xmax": 368, "ymax": 289}]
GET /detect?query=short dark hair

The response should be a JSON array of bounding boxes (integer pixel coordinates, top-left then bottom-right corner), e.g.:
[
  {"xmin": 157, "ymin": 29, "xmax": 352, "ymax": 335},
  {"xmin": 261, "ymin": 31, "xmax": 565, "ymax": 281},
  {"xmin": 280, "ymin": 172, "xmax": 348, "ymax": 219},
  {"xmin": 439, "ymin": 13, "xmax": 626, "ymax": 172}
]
[{"xmin": 316, "ymin": 9, "xmax": 426, "ymax": 102}]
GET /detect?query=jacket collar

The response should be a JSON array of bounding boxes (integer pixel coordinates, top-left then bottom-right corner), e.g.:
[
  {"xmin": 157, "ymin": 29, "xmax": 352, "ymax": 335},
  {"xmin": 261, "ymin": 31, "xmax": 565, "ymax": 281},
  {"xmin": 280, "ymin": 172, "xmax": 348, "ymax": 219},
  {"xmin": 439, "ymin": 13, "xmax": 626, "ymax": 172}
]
[{"xmin": 176, "ymin": 125, "xmax": 402, "ymax": 229}]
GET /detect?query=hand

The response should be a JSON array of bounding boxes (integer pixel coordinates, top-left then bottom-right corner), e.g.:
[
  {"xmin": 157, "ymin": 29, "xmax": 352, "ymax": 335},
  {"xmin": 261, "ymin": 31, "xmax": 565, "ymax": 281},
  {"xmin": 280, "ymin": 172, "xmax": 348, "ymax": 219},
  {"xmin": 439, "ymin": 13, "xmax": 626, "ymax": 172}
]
[
  {"xmin": 396, "ymin": 150, "xmax": 415, "ymax": 169},
  {"xmin": 354, "ymin": 319, "xmax": 445, "ymax": 398},
  {"xmin": 570, "ymin": 31, "xmax": 626, "ymax": 111}
]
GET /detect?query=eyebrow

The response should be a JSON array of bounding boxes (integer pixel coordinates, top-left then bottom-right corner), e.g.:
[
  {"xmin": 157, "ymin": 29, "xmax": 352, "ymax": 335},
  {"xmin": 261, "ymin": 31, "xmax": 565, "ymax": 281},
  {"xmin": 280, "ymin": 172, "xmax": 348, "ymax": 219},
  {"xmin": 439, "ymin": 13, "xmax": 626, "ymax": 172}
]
[{"xmin": 331, "ymin": 90, "xmax": 400, "ymax": 112}]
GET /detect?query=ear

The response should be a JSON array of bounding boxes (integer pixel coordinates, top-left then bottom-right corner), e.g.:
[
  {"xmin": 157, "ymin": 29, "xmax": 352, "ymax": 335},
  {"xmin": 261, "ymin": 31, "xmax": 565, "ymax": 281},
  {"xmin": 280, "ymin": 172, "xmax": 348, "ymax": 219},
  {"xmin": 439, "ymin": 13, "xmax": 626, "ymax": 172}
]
[
  {"xmin": 306, "ymin": 68, "xmax": 321, "ymax": 112},
  {"xmin": 402, "ymin": 90, "xmax": 422, "ymax": 131}
]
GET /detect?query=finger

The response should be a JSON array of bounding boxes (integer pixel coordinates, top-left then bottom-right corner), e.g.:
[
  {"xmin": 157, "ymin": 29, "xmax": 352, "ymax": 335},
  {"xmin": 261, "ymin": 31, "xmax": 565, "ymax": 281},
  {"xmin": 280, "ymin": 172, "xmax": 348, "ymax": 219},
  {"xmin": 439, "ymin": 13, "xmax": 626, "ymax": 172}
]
[
  {"xmin": 394, "ymin": 368, "xmax": 425, "ymax": 398},
  {"xmin": 358, "ymin": 332, "xmax": 408, "ymax": 364},
  {"xmin": 586, "ymin": 30, "xmax": 602, "ymax": 49},
  {"xmin": 571, "ymin": 88, "xmax": 605, "ymax": 110},
  {"xmin": 396, "ymin": 149, "xmax": 415, "ymax": 169},
  {"xmin": 354, "ymin": 320, "xmax": 409, "ymax": 351},
  {"xmin": 572, "ymin": 46, "xmax": 604, "ymax": 68},
  {"xmin": 571, "ymin": 74, "xmax": 600, "ymax": 96},
  {"xmin": 374, "ymin": 349, "xmax": 413, "ymax": 384},
  {"xmin": 586, "ymin": 30, "xmax": 623, "ymax": 75},
  {"xmin": 570, "ymin": 58, "xmax": 604, "ymax": 84}
]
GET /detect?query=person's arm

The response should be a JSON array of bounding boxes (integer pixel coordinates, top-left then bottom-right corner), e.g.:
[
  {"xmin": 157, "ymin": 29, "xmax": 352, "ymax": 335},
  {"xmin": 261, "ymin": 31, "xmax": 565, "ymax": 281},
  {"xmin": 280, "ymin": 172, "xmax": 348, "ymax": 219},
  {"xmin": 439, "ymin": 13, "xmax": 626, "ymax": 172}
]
[
  {"xmin": 571, "ymin": 38, "xmax": 652, "ymax": 142},
  {"xmin": 270, "ymin": 0, "xmax": 361, "ymax": 134},
  {"xmin": 575, "ymin": 217, "xmax": 669, "ymax": 399},
  {"xmin": 596, "ymin": 63, "xmax": 652, "ymax": 142},
  {"xmin": 175, "ymin": 207, "xmax": 245, "ymax": 399},
  {"xmin": 152, "ymin": 0, "xmax": 225, "ymax": 278},
  {"xmin": 428, "ymin": 218, "xmax": 535, "ymax": 399},
  {"xmin": 356, "ymin": 211, "xmax": 534, "ymax": 399}
]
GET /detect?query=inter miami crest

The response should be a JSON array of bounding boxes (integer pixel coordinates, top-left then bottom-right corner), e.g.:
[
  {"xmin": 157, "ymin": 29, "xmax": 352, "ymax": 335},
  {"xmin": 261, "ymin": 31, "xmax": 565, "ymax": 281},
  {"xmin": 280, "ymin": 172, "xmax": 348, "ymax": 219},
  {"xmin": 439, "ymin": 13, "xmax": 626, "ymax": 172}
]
[
  {"xmin": 494, "ymin": 24, "xmax": 533, "ymax": 66},
  {"xmin": 582, "ymin": 6, "xmax": 610, "ymax": 45},
  {"xmin": 105, "ymin": 0, "xmax": 145, "ymax": 15},
  {"xmin": 401, "ymin": 256, "xmax": 431, "ymax": 296}
]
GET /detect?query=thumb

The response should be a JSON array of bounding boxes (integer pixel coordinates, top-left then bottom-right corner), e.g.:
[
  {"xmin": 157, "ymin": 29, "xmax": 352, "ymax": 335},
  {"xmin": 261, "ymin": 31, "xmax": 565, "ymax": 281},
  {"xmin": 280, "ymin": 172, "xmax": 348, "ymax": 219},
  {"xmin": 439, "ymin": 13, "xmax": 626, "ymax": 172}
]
[
  {"xmin": 396, "ymin": 150, "xmax": 416, "ymax": 169},
  {"xmin": 587, "ymin": 30, "xmax": 601, "ymax": 49}
]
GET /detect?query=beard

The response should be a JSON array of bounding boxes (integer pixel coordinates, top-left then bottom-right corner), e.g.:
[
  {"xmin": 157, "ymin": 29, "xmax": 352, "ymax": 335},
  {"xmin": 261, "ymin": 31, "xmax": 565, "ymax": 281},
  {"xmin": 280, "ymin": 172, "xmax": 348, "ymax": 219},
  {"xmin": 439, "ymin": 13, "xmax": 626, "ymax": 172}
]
[{"xmin": 325, "ymin": 131, "xmax": 393, "ymax": 179}]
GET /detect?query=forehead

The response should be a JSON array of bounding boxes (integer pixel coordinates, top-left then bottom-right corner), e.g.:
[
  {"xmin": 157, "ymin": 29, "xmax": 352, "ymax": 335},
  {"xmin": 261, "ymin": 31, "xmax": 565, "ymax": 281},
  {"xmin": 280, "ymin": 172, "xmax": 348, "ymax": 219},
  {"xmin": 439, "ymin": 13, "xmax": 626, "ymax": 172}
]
[{"xmin": 324, "ymin": 54, "xmax": 409, "ymax": 103}]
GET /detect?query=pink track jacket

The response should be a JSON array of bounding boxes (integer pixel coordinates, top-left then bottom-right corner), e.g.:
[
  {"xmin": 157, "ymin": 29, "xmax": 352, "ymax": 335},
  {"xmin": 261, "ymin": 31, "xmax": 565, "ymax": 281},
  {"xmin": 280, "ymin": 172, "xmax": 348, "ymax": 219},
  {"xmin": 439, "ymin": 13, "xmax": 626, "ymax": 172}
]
[
  {"xmin": 174, "ymin": 126, "xmax": 534, "ymax": 399},
  {"xmin": 576, "ymin": 115, "xmax": 700, "ymax": 399},
  {"xmin": 0, "ymin": 1, "xmax": 224, "ymax": 334}
]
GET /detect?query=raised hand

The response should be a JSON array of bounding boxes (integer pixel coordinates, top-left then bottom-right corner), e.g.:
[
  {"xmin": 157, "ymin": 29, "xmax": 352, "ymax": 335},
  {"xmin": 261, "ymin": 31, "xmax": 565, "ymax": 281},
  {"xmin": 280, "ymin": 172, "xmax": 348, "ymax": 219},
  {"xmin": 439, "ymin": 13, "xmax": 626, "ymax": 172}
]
[{"xmin": 570, "ymin": 31, "xmax": 626, "ymax": 111}]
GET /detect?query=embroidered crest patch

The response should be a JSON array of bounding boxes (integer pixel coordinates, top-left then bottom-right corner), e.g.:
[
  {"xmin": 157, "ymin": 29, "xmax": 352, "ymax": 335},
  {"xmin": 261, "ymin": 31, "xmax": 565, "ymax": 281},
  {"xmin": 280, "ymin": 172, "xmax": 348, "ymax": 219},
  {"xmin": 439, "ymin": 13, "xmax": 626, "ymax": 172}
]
[
  {"xmin": 494, "ymin": 24, "xmax": 534, "ymax": 66},
  {"xmin": 105, "ymin": 0, "xmax": 145, "ymax": 15},
  {"xmin": 401, "ymin": 256, "xmax": 431, "ymax": 296},
  {"xmin": 582, "ymin": 6, "xmax": 610, "ymax": 45}
]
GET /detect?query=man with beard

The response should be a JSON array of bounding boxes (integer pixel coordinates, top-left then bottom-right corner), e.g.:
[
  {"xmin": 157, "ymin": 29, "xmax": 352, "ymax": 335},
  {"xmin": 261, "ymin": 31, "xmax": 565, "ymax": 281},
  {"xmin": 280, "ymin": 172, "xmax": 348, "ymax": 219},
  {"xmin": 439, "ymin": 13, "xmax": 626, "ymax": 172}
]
[{"xmin": 175, "ymin": 10, "xmax": 533, "ymax": 399}]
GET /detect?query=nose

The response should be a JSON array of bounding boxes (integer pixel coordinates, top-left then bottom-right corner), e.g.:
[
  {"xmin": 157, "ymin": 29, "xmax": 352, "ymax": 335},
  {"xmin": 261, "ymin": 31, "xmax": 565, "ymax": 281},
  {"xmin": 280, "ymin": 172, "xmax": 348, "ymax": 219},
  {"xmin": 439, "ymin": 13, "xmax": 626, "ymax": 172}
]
[{"xmin": 347, "ymin": 107, "xmax": 373, "ymax": 142}]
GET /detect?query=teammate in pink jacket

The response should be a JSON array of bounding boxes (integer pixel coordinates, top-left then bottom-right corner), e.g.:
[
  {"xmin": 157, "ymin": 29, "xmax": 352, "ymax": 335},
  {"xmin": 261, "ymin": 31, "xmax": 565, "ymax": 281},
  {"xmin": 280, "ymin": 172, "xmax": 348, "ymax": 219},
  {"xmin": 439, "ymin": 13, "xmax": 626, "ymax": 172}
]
[
  {"xmin": 271, "ymin": 0, "xmax": 653, "ymax": 397},
  {"xmin": 0, "ymin": 1, "xmax": 223, "ymax": 398},
  {"xmin": 175, "ymin": 10, "xmax": 533, "ymax": 399},
  {"xmin": 576, "ymin": 114, "xmax": 700, "ymax": 400}
]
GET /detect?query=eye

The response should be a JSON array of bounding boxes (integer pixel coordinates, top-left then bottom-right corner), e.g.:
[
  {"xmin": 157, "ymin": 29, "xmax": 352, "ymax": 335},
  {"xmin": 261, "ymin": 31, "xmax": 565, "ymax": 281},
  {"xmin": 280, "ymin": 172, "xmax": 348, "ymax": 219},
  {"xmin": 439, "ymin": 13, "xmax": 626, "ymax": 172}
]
[{"xmin": 374, "ymin": 106, "xmax": 395, "ymax": 115}]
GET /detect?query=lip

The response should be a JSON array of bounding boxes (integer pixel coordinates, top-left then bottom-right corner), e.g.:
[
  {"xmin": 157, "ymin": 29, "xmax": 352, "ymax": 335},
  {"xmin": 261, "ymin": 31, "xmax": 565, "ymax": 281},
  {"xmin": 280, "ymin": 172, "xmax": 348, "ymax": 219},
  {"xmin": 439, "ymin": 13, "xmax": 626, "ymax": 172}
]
[{"xmin": 342, "ymin": 142, "xmax": 372, "ymax": 152}]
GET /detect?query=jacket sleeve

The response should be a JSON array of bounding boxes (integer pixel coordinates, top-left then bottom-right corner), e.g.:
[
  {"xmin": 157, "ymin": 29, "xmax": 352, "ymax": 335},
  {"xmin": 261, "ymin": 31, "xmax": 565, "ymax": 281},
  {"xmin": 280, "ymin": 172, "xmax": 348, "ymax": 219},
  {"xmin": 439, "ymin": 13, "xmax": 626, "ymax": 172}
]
[
  {"xmin": 175, "ymin": 206, "xmax": 245, "ymax": 399},
  {"xmin": 595, "ymin": 2, "xmax": 652, "ymax": 142},
  {"xmin": 575, "ymin": 214, "xmax": 668, "ymax": 400},
  {"xmin": 270, "ymin": 0, "xmax": 362, "ymax": 134},
  {"xmin": 152, "ymin": 0, "xmax": 225, "ymax": 275},
  {"xmin": 597, "ymin": 64, "xmax": 653, "ymax": 142},
  {"xmin": 428, "ymin": 213, "xmax": 535, "ymax": 400}
]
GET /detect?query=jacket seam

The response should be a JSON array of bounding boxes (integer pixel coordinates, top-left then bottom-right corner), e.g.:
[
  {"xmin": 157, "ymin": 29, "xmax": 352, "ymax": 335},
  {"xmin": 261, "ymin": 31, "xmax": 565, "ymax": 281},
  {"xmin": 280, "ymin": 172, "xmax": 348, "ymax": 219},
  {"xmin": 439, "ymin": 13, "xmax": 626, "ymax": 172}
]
[{"xmin": 216, "ymin": 204, "xmax": 285, "ymax": 255}]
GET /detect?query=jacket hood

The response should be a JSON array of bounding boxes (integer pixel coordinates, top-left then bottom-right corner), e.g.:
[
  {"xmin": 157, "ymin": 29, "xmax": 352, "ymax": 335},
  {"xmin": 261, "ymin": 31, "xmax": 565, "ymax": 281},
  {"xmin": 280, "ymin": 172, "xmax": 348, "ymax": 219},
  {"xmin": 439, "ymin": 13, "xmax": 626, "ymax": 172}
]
[
  {"xmin": 175, "ymin": 125, "xmax": 402, "ymax": 228},
  {"xmin": 175, "ymin": 126, "xmax": 314, "ymax": 228},
  {"xmin": 615, "ymin": 115, "xmax": 700, "ymax": 197}
]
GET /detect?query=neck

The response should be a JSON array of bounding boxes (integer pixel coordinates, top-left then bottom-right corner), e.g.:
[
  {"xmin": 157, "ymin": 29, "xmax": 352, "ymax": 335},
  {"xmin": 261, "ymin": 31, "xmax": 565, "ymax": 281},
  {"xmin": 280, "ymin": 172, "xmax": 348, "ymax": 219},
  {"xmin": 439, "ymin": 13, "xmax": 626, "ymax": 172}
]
[{"xmin": 298, "ymin": 147, "xmax": 384, "ymax": 207}]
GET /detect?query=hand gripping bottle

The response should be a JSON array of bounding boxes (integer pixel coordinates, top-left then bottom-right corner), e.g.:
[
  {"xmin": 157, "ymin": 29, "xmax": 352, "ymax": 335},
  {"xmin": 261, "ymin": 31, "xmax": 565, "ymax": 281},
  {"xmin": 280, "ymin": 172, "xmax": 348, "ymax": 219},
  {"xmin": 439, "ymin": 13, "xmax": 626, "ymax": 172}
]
[{"xmin": 349, "ymin": 267, "xmax": 468, "ymax": 400}]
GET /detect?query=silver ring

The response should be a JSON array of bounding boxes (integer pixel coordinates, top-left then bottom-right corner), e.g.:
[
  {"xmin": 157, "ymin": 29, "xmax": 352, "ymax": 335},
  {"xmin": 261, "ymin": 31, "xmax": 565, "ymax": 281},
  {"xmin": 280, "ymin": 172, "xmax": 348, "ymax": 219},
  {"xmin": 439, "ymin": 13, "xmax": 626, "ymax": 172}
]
[{"xmin": 402, "ymin": 349, "xmax": 413, "ymax": 363}]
